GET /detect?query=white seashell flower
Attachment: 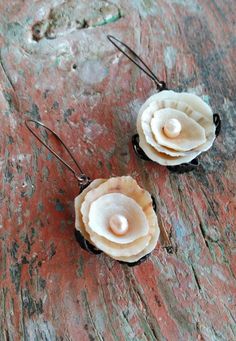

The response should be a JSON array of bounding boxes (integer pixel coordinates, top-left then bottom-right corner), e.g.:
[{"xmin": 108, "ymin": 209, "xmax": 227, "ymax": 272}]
[
  {"xmin": 74, "ymin": 176, "xmax": 160, "ymax": 263},
  {"xmin": 137, "ymin": 90, "xmax": 216, "ymax": 166}
]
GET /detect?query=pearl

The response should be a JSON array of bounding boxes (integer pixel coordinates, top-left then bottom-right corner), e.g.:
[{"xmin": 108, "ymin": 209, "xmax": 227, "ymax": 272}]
[
  {"xmin": 164, "ymin": 118, "xmax": 182, "ymax": 138},
  {"xmin": 109, "ymin": 214, "xmax": 129, "ymax": 236}
]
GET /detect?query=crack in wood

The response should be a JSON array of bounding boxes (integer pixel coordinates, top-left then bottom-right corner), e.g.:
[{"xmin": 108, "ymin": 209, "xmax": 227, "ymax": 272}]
[
  {"xmin": 201, "ymin": 188, "xmax": 221, "ymax": 225},
  {"xmin": 198, "ymin": 222, "xmax": 211, "ymax": 250},
  {"xmin": 123, "ymin": 270, "xmax": 165, "ymax": 340},
  {"xmin": 4, "ymin": 328, "xmax": 10, "ymax": 341},
  {"xmin": 9, "ymin": 262, "xmax": 22, "ymax": 293},
  {"xmin": 191, "ymin": 265, "xmax": 202, "ymax": 292},
  {"xmin": 0, "ymin": 55, "xmax": 20, "ymax": 112},
  {"xmin": 82, "ymin": 291, "xmax": 104, "ymax": 341},
  {"xmin": 223, "ymin": 303, "xmax": 236, "ymax": 326},
  {"xmin": 99, "ymin": 284, "xmax": 120, "ymax": 340},
  {"xmin": 19, "ymin": 289, "xmax": 27, "ymax": 340},
  {"xmin": 21, "ymin": 287, "xmax": 43, "ymax": 317}
]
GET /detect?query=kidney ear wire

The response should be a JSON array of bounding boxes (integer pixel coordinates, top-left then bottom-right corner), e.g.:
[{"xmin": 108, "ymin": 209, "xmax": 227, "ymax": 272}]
[
  {"xmin": 107, "ymin": 34, "xmax": 167, "ymax": 91},
  {"xmin": 25, "ymin": 119, "xmax": 91, "ymax": 188}
]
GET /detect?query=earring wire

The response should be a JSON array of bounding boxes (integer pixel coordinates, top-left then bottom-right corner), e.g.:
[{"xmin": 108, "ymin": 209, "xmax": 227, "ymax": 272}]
[
  {"xmin": 107, "ymin": 35, "xmax": 167, "ymax": 91},
  {"xmin": 25, "ymin": 119, "xmax": 90, "ymax": 186}
]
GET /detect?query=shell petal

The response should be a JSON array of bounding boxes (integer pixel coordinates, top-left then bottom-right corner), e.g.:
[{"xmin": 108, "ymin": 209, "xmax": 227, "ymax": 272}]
[
  {"xmin": 141, "ymin": 100, "xmax": 186, "ymax": 156},
  {"xmin": 88, "ymin": 193, "xmax": 149, "ymax": 244},
  {"xmin": 110, "ymin": 213, "xmax": 160, "ymax": 262},
  {"xmin": 74, "ymin": 179, "xmax": 106, "ymax": 242},
  {"xmin": 81, "ymin": 176, "xmax": 156, "ymax": 228},
  {"xmin": 151, "ymin": 108, "xmax": 206, "ymax": 151},
  {"xmin": 178, "ymin": 94, "xmax": 216, "ymax": 152},
  {"xmin": 89, "ymin": 232, "xmax": 151, "ymax": 258},
  {"xmin": 138, "ymin": 112, "xmax": 200, "ymax": 165},
  {"xmin": 176, "ymin": 93, "xmax": 213, "ymax": 119}
]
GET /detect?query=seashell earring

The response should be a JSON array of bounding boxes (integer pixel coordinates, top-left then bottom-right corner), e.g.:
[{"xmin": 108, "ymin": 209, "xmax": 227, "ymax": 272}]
[
  {"xmin": 26, "ymin": 120, "xmax": 172, "ymax": 267},
  {"xmin": 107, "ymin": 35, "xmax": 221, "ymax": 174}
]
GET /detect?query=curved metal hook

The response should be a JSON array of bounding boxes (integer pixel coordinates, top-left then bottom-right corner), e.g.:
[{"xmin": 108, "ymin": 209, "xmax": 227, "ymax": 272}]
[
  {"xmin": 107, "ymin": 35, "xmax": 166, "ymax": 91},
  {"xmin": 25, "ymin": 119, "xmax": 90, "ymax": 186}
]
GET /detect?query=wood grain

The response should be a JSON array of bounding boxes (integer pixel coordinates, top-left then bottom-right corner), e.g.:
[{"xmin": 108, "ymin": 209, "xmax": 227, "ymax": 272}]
[{"xmin": 0, "ymin": 0, "xmax": 235, "ymax": 340}]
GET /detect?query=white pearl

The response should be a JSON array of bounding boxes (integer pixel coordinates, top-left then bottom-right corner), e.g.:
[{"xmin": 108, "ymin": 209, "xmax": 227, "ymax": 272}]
[
  {"xmin": 164, "ymin": 118, "xmax": 182, "ymax": 138},
  {"xmin": 109, "ymin": 214, "xmax": 128, "ymax": 235}
]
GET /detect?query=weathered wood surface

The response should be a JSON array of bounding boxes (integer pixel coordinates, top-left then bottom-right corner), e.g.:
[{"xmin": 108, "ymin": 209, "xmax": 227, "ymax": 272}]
[{"xmin": 0, "ymin": 0, "xmax": 235, "ymax": 340}]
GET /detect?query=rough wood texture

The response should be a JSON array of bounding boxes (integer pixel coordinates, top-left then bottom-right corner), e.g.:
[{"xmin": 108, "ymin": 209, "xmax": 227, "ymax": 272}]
[{"xmin": 0, "ymin": 1, "xmax": 235, "ymax": 340}]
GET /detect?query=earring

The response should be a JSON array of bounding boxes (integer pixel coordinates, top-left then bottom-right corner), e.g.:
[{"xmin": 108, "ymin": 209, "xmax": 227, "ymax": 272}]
[
  {"xmin": 107, "ymin": 35, "xmax": 221, "ymax": 174},
  {"xmin": 26, "ymin": 120, "xmax": 172, "ymax": 267}
]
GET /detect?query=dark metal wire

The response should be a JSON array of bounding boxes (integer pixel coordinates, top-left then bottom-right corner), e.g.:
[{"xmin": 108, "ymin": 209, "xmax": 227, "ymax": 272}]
[
  {"xmin": 107, "ymin": 35, "xmax": 166, "ymax": 90},
  {"xmin": 213, "ymin": 113, "xmax": 221, "ymax": 137},
  {"xmin": 25, "ymin": 119, "xmax": 90, "ymax": 185}
]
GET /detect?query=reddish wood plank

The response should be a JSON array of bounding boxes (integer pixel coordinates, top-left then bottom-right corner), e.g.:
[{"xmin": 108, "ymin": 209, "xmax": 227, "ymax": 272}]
[{"xmin": 0, "ymin": 0, "xmax": 235, "ymax": 340}]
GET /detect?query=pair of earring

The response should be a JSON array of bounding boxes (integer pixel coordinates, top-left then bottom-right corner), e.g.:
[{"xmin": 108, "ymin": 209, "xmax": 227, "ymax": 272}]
[{"xmin": 26, "ymin": 36, "xmax": 221, "ymax": 267}]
